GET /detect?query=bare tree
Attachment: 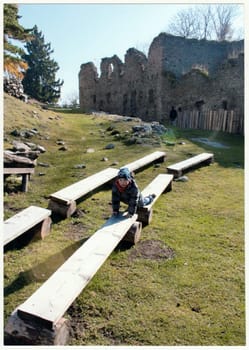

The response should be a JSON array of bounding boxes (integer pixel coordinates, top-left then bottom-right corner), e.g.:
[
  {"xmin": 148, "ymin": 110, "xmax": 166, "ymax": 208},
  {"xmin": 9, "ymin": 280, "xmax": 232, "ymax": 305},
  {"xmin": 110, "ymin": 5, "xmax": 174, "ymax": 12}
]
[
  {"xmin": 167, "ymin": 4, "xmax": 242, "ymax": 41},
  {"xmin": 167, "ymin": 7, "xmax": 200, "ymax": 38},
  {"xmin": 211, "ymin": 4, "xmax": 237, "ymax": 41},
  {"xmin": 196, "ymin": 5, "xmax": 213, "ymax": 40}
]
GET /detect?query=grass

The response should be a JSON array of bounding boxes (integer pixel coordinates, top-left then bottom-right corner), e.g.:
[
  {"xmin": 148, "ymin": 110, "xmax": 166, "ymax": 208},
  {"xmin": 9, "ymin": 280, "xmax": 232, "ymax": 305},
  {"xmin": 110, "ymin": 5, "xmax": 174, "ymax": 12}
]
[{"xmin": 3, "ymin": 93, "xmax": 245, "ymax": 345}]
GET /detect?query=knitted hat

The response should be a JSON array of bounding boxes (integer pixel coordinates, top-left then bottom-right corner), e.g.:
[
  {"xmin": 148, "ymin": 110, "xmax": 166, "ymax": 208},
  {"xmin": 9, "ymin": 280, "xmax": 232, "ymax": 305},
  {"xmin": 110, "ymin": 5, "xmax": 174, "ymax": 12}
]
[{"xmin": 117, "ymin": 167, "xmax": 131, "ymax": 180}]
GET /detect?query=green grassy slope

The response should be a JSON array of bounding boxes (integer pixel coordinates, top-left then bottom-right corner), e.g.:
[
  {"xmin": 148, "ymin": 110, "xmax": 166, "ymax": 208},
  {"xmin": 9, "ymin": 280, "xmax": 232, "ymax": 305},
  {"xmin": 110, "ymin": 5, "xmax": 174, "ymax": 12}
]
[{"xmin": 3, "ymin": 93, "xmax": 245, "ymax": 345}]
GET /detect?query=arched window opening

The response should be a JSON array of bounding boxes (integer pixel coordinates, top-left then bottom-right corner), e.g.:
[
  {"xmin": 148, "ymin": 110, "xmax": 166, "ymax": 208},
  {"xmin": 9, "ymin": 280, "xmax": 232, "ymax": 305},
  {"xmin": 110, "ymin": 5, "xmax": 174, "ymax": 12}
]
[{"xmin": 108, "ymin": 63, "xmax": 114, "ymax": 79}]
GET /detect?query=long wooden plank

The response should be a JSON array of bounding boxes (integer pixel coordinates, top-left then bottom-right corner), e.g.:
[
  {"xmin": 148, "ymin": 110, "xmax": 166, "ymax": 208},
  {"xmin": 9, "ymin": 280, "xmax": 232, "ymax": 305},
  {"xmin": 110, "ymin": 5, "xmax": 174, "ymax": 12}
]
[
  {"xmin": 50, "ymin": 167, "xmax": 118, "ymax": 204},
  {"xmin": 123, "ymin": 151, "xmax": 166, "ymax": 172},
  {"xmin": 17, "ymin": 213, "xmax": 138, "ymax": 329},
  {"xmin": 167, "ymin": 153, "xmax": 214, "ymax": 172},
  {"xmin": 4, "ymin": 168, "xmax": 35, "ymax": 175},
  {"xmin": 141, "ymin": 174, "xmax": 173, "ymax": 209},
  {"xmin": 4, "ymin": 206, "xmax": 52, "ymax": 246},
  {"xmin": 50, "ymin": 152, "xmax": 166, "ymax": 205}
]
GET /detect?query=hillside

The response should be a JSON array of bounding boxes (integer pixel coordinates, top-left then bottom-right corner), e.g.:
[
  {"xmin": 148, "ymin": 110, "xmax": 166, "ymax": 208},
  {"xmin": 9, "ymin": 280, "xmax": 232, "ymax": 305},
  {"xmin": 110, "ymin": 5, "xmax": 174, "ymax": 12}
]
[{"xmin": 3, "ymin": 93, "xmax": 245, "ymax": 345}]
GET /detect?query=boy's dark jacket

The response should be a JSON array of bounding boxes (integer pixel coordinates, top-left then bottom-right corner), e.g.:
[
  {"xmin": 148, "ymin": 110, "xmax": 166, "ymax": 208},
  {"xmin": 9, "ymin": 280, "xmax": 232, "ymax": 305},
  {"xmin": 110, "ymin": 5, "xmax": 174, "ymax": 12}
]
[{"xmin": 112, "ymin": 178, "xmax": 144, "ymax": 215}]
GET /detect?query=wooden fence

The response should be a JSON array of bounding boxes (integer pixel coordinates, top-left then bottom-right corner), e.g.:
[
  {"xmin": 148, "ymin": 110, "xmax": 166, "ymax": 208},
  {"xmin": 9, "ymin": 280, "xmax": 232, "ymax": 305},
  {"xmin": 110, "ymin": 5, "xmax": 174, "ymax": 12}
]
[{"xmin": 175, "ymin": 109, "xmax": 244, "ymax": 134}]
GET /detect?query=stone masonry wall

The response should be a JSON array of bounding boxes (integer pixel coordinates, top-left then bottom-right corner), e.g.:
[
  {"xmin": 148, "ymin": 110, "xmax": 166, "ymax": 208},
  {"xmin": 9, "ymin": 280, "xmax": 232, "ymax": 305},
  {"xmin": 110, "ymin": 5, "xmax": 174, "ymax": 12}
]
[{"xmin": 79, "ymin": 33, "xmax": 244, "ymax": 122}]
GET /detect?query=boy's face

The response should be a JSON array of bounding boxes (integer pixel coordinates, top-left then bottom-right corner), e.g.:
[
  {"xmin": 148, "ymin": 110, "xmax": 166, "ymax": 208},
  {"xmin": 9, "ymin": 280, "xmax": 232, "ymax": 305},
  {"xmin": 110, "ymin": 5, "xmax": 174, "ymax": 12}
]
[{"xmin": 118, "ymin": 178, "xmax": 130, "ymax": 187}]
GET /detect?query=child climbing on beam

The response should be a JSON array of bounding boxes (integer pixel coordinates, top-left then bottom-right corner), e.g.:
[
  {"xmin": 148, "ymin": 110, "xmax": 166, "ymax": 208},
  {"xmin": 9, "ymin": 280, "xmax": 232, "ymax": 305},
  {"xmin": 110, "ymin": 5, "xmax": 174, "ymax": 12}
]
[{"xmin": 112, "ymin": 167, "xmax": 155, "ymax": 218}]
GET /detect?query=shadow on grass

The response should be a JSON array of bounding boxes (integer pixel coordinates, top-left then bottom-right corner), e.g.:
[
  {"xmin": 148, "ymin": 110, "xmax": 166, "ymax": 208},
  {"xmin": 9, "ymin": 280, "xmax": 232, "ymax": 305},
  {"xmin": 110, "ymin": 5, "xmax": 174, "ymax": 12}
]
[
  {"xmin": 4, "ymin": 238, "xmax": 89, "ymax": 297},
  {"xmin": 4, "ymin": 234, "xmax": 134, "ymax": 298}
]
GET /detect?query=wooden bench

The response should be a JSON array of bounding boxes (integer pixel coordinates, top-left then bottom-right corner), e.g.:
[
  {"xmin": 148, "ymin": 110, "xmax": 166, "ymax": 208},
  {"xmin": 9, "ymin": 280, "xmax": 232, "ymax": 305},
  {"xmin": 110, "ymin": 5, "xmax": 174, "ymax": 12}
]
[
  {"xmin": 166, "ymin": 152, "xmax": 214, "ymax": 178},
  {"xmin": 48, "ymin": 152, "xmax": 166, "ymax": 219},
  {"xmin": 48, "ymin": 167, "xmax": 118, "ymax": 218},
  {"xmin": 4, "ymin": 206, "xmax": 52, "ymax": 247},
  {"xmin": 4, "ymin": 168, "xmax": 35, "ymax": 192},
  {"xmin": 124, "ymin": 151, "xmax": 166, "ymax": 172},
  {"xmin": 137, "ymin": 174, "xmax": 174, "ymax": 225},
  {"xmin": 5, "ymin": 213, "xmax": 139, "ymax": 345}
]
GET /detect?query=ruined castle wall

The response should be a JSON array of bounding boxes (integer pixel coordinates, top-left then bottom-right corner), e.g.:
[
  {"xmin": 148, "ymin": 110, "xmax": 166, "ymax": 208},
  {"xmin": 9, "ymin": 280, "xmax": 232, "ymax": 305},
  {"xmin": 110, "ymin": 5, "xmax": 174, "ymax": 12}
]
[
  {"xmin": 152, "ymin": 33, "xmax": 243, "ymax": 77},
  {"xmin": 79, "ymin": 62, "xmax": 99, "ymax": 111},
  {"xmin": 79, "ymin": 33, "xmax": 244, "ymax": 122}
]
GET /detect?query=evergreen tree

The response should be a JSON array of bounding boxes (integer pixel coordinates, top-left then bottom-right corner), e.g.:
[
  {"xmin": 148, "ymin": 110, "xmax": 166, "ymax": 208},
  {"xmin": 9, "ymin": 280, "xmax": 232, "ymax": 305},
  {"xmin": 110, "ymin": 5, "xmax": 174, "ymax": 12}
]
[
  {"xmin": 4, "ymin": 4, "xmax": 32, "ymax": 79},
  {"xmin": 22, "ymin": 25, "xmax": 63, "ymax": 103}
]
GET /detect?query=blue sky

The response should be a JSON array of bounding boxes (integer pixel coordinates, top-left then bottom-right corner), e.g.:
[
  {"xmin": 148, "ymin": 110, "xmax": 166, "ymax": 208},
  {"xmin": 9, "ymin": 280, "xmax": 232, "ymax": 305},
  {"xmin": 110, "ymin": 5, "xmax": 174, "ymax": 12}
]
[{"xmin": 17, "ymin": 2, "xmax": 245, "ymax": 104}]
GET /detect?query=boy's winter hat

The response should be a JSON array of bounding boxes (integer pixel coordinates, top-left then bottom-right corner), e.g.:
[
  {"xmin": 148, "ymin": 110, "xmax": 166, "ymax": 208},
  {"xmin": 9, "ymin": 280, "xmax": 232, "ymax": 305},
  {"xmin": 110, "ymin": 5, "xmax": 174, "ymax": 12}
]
[{"xmin": 118, "ymin": 167, "xmax": 131, "ymax": 180}]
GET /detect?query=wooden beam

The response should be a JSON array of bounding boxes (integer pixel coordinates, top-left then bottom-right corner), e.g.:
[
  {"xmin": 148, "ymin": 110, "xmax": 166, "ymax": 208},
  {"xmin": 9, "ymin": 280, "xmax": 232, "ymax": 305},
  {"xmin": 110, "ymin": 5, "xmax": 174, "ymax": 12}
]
[
  {"xmin": 4, "ymin": 168, "xmax": 35, "ymax": 175},
  {"xmin": 137, "ymin": 174, "xmax": 173, "ymax": 224},
  {"xmin": 4, "ymin": 206, "xmax": 52, "ymax": 246},
  {"xmin": 167, "ymin": 152, "xmax": 214, "ymax": 178},
  {"xmin": 124, "ymin": 151, "xmax": 166, "ymax": 172},
  {"xmin": 49, "ymin": 167, "xmax": 118, "ymax": 205},
  {"xmin": 16, "ymin": 213, "xmax": 138, "ymax": 330}
]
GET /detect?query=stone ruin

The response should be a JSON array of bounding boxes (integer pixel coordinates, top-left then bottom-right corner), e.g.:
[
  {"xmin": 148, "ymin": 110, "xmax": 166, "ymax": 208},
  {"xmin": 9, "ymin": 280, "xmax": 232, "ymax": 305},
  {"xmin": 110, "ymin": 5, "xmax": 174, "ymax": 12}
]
[
  {"xmin": 4, "ymin": 76, "xmax": 28, "ymax": 102},
  {"xmin": 79, "ymin": 33, "xmax": 244, "ymax": 122}
]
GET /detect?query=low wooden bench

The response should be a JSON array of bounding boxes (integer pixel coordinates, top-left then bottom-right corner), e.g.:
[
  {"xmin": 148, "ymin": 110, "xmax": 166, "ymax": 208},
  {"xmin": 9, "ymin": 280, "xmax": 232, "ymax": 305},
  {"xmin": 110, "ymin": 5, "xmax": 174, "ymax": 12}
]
[
  {"xmin": 48, "ymin": 167, "xmax": 118, "ymax": 218},
  {"xmin": 4, "ymin": 168, "xmax": 35, "ymax": 192},
  {"xmin": 137, "ymin": 174, "xmax": 174, "ymax": 225},
  {"xmin": 4, "ymin": 206, "xmax": 52, "ymax": 247},
  {"xmin": 124, "ymin": 151, "xmax": 166, "ymax": 172},
  {"xmin": 166, "ymin": 152, "xmax": 214, "ymax": 178},
  {"xmin": 5, "ymin": 213, "xmax": 139, "ymax": 345},
  {"xmin": 48, "ymin": 152, "xmax": 166, "ymax": 219}
]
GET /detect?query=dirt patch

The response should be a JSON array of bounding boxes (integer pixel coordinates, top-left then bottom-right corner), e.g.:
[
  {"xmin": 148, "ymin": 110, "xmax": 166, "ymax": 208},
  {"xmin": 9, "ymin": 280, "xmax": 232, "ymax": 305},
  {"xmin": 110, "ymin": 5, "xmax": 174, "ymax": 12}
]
[
  {"xmin": 128, "ymin": 239, "xmax": 175, "ymax": 261},
  {"xmin": 64, "ymin": 221, "xmax": 89, "ymax": 241}
]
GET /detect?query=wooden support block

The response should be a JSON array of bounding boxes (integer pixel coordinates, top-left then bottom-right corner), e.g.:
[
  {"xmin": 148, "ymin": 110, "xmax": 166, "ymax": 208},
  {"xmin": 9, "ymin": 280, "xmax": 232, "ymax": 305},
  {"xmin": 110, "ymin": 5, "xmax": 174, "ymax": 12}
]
[
  {"xmin": 4, "ymin": 309, "xmax": 69, "ymax": 346},
  {"xmin": 48, "ymin": 198, "xmax": 77, "ymax": 218},
  {"xmin": 137, "ymin": 208, "xmax": 153, "ymax": 226},
  {"xmin": 122, "ymin": 221, "xmax": 142, "ymax": 244},
  {"xmin": 21, "ymin": 174, "xmax": 29, "ymax": 192},
  {"xmin": 40, "ymin": 217, "xmax": 52, "ymax": 239}
]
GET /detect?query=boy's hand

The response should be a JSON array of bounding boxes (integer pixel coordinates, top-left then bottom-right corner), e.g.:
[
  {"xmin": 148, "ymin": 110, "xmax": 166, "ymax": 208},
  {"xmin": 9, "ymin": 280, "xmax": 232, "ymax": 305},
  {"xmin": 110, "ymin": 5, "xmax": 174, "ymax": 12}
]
[{"xmin": 112, "ymin": 211, "xmax": 119, "ymax": 216}]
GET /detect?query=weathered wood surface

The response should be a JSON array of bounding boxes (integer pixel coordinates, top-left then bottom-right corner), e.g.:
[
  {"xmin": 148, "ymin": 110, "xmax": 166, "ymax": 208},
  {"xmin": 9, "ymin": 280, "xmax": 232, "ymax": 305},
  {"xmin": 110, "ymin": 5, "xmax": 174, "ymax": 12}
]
[
  {"xmin": 49, "ymin": 167, "xmax": 118, "ymax": 205},
  {"xmin": 124, "ymin": 151, "xmax": 166, "ymax": 172},
  {"xmin": 49, "ymin": 151, "xmax": 166, "ymax": 206},
  {"xmin": 167, "ymin": 152, "xmax": 214, "ymax": 177},
  {"xmin": 4, "ymin": 168, "xmax": 35, "ymax": 175},
  {"xmin": 141, "ymin": 174, "xmax": 173, "ymax": 210},
  {"xmin": 4, "ymin": 206, "xmax": 52, "ymax": 246},
  {"xmin": 123, "ymin": 221, "xmax": 142, "ymax": 244},
  {"xmin": 17, "ymin": 213, "xmax": 138, "ymax": 329},
  {"xmin": 137, "ymin": 174, "xmax": 173, "ymax": 224}
]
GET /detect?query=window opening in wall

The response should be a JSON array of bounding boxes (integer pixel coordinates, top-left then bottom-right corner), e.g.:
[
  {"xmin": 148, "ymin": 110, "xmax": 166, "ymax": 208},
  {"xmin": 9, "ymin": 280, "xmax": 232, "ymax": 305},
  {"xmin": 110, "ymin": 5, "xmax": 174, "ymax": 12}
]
[
  {"xmin": 106, "ymin": 92, "xmax": 111, "ymax": 104},
  {"xmin": 92, "ymin": 95, "xmax": 96, "ymax": 104},
  {"xmin": 123, "ymin": 93, "xmax": 128, "ymax": 114},
  {"xmin": 99, "ymin": 100, "xmax": 104, "ymax": 110},
  {"xmin": 108, "ymin": 63, "xmax": 114, "ymax": 79},
  {"xmin": 130, "ymin": 90, "xmax": 137, "ymax": 115},
  {"xmin": 222, "ymin": 100, "xmax": 228, "ymax": 110},
  {"xmin": 195, "ymin": 100, "xmax": 205, "ymax": 110},
  {"xmin": 148, "ymin": 89, "xmax": 154, "ymax": 104}
]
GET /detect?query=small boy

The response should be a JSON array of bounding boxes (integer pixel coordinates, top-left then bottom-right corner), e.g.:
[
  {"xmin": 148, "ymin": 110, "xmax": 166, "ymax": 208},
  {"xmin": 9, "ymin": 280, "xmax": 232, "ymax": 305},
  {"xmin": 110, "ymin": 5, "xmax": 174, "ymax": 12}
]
[{"xmin": 112, "ymin": 167, "xmax": 156, "ymax": 217}]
